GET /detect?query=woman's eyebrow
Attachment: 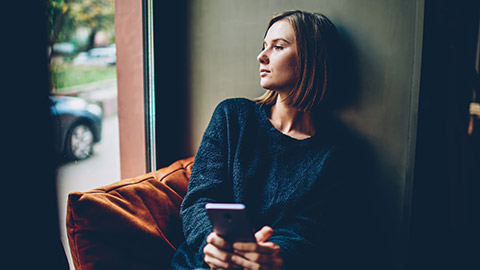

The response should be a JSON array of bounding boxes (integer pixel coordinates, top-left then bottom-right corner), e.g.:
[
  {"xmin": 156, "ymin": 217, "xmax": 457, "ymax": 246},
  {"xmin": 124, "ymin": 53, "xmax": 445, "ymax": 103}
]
[{"xmin": 264, "ymin": 38, "xmax": 291, "ymax": 45}]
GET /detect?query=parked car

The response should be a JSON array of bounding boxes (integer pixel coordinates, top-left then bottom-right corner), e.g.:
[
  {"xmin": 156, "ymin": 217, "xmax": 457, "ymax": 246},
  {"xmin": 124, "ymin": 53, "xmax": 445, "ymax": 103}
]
[
  {"xmin": 72, "ymin": 44, "xmax": 116, "ymax": 66},
  {"xmin": 50, "ymin": 95, "xmax": 103, "ymax": 161}
]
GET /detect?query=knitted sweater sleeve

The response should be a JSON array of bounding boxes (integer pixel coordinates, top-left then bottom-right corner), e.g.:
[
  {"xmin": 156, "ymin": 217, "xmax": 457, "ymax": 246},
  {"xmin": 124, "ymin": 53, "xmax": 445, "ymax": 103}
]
[{"xmin": 180, "ymin": 101, "xmax": 232, "ymax": 256}]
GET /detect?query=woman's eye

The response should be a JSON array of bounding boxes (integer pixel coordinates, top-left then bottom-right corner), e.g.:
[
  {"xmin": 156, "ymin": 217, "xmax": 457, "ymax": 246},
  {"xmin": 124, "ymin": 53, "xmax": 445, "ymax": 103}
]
[{"xmin": 274, "ymin": 45, "xmax": 284, "ymax": 50}]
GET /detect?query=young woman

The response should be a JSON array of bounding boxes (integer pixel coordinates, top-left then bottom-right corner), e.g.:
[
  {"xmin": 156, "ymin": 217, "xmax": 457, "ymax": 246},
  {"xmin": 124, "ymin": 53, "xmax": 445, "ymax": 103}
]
[{"xmin": 172, "ymin": 10, "xmax": 373, "ymax": 270}]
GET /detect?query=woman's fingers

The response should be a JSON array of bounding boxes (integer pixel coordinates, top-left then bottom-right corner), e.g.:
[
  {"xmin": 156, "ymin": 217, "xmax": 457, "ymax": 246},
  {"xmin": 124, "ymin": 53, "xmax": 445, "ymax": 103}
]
[
  {"xmin": 231, "ymin": 251, "xmax": 283, "ymax": 270},
  {"xmin": 204, "ymin": 229, "xmax": 284, "ymax": 269},
  {"xmin": 204, "ymin": 243, "xmax": 242, "ymax": 269},
  {"xmin": 204, "ymin": 253, "xmax": 236, "ymax": 269},
  {"xmin": 207, "ymin": 232, "xmax": 232, "ymax": 250},
  {"xmin": 204, "ymin": 232, "xmax": 241, "ymax": 269},
  {"xmin": 231, "ymin": 226, "xmax": 283, "ymax": 269},
  {"xmin": 234, "ymin": 250, "xmax": 281, "ymax": 265},
  {"xmin": 232, "ymin": 241, "xmax": 283, "ymax": 269},
  {"xmin": 233, "ymin": 241, "xmax": 280, "ymax": 255},
  {"xmin": 254, "ymin": 226, "xmax": 274, "ymax": 243}
]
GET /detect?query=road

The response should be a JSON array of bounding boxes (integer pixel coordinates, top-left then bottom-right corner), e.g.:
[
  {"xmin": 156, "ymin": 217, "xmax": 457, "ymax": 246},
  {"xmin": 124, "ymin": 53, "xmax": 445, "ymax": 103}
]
[{"xmin": 56, "ymin": 115, "xmax": 121, "ymax": 269}]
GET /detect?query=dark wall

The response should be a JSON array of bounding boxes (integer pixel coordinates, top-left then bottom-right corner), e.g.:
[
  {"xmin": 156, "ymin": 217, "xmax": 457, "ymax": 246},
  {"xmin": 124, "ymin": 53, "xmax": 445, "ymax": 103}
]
[
  {"xmin": 167, "ymin": 1, "xmax": 425, "ymax": 269},
  {"xmin": 4, "ymin": 1, "xmax": 68, "ymax": 268},
  {"xmin": 152, "ymin": 0, "xmax": 191, "ymax": 168},
  {"xmin": 410, "ymin": 0, "xmax": 480, "ymax": 269}
]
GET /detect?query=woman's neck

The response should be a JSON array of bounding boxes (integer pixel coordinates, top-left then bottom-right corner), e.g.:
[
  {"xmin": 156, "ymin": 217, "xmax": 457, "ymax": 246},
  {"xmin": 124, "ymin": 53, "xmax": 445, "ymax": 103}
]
[{"xmin": 269, "ymin": 94, "xmax": 316, "ymax": 139}]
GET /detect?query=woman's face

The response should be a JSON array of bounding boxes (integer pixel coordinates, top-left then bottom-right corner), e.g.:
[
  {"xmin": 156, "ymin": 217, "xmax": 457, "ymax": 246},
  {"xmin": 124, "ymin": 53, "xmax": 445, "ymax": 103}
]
[{"xmin": 257, "ymin": 19, "xmax": 299, "ymax": 94}]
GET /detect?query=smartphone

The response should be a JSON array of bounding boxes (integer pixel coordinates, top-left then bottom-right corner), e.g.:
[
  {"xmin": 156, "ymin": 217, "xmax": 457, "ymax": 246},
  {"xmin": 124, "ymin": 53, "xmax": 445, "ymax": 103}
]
[{"xmin": 205, "ymin": 203, "xmax": 256, "ymax": 243}]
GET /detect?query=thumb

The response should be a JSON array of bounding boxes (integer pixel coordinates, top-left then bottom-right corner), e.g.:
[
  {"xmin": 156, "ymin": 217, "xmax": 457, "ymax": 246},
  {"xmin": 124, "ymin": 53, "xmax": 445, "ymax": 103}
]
[{"xmin": 255, "ymin": 226, "xmax": 274, "ymax": 243}]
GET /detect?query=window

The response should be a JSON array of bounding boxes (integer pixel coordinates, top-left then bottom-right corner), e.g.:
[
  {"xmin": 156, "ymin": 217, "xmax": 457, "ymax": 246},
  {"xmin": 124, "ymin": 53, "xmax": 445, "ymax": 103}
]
[{"xmin": 48, "ymin": 0, "xmax": 120, "ymax": 267}]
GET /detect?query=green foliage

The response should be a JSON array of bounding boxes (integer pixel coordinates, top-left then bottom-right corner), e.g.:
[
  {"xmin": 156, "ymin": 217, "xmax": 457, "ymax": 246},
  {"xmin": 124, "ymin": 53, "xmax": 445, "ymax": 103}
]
[
  {"xmin": 51, "ymin": 63, "xmax": 117, "ymax": 90},
  {"xmin": 48, "ymin": 0, "xmax": 116, "ymax": 89},
  {"xmin": 70, "ymin": 0, "xmax": 115, "ymax": 30},
  {"xmin": 48, "ymin": 0, "xmax": 73, "ymax": 44},
  {"xmin": 47, "ymin": 0, "xmax": 114, "ymax": 46}
]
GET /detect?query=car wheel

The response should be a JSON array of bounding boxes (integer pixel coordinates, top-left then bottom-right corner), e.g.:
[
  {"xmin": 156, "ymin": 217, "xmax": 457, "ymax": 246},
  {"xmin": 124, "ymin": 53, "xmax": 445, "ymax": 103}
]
[{"xmin": 65, "ymin": 123, "xmax": 94, "ymax": 160}]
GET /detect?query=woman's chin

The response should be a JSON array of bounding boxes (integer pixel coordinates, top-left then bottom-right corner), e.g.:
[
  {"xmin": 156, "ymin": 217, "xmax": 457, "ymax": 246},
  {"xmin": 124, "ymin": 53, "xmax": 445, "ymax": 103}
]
[{"xmin": 260, "ymin": 81, "xmax": 274, "ymax": 90}]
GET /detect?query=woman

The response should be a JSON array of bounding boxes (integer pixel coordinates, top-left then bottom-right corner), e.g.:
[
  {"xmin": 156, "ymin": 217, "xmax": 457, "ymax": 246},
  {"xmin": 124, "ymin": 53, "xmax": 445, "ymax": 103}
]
[{"xmin": 172, "ymin": 10, "xmax": 371, "ymax": 270}]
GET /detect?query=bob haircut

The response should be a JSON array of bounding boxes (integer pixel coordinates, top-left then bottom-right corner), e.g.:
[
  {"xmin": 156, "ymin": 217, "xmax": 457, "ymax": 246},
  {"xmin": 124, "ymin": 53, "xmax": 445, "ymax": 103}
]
[{"xmin": 256, "ymin": 10, "xmax": 341, "ymax": 113}]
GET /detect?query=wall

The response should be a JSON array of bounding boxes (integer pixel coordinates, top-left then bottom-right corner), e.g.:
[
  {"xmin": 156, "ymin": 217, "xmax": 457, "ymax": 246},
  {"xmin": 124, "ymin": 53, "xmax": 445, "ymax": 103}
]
[
  {"xmin": 409, "ymin": 1, "xmax": 480, "ymax": 269},
  {"xmin": 6, "ymin": 1, "xmax": 69, "ymax": 267},
  {"xmin": 186, "ymin": 0, "xmax": 425, "ymax": 268}
]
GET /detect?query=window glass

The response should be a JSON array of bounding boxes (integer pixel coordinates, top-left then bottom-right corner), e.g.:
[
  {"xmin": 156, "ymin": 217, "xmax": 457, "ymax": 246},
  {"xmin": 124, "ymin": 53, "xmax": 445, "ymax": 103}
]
[{"xmin": 48, "ymin": 0, "xmax": 119, "ymax": 267}]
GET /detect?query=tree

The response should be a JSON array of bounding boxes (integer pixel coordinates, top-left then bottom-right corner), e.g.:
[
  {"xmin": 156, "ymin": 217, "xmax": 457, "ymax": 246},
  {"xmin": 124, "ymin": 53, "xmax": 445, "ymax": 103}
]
[
  {"xmin": 47, "ymin": 0, "xmax": 73, "ymax": 63},
  {"xmin": 47, "ymin": 0, "xmax": 115, "ymax": 63},
  {"xmin": 69, "ymin": 0, "xmax": 115, "ymax": 50}
]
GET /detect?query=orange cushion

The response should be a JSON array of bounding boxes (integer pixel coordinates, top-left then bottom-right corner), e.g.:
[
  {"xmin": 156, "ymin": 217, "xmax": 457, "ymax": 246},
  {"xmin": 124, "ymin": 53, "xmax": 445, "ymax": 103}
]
[{"xmin": 67, "ymin": 157, "xmax": 194, "ymax": 269}]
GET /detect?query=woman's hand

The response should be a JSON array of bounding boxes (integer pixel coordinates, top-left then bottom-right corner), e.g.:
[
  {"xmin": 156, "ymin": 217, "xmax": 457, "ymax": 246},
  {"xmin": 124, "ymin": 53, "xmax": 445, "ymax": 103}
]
[
  {"xmin": 203, "ymin": 226, "xmax": 283, "ymax": 270},
  {"xmin": 231, "ymin": 226, "xmax": 283, "ymax": 270},
  {"xmin": 204, "ymin": 232, "xmax": 242, "ymax": 269}
]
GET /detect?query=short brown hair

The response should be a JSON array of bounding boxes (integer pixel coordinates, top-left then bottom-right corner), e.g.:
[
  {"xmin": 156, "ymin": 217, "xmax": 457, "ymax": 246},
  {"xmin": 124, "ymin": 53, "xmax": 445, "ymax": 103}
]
[{"xmin": 256, "ymin": 10, "xmax": 340, "ymax": 112}]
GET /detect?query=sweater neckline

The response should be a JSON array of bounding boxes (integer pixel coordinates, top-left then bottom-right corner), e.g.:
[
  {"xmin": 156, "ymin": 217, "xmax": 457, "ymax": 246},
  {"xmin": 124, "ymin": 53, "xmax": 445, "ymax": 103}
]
[{"xmin": 257, "ymin": 102, "xmax": 318, "ymax": 145}]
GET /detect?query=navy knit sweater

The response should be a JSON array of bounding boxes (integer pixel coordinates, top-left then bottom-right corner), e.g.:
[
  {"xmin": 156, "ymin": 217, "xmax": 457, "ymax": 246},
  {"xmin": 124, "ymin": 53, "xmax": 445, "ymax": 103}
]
[{"xmin": 171, "ymin": 98, "xmax": 372, "ymax": 269}]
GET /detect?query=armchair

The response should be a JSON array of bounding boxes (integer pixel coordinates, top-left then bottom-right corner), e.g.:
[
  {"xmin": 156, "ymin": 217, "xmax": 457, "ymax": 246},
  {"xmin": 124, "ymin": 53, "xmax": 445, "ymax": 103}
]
[{"xmin": 66, "ymin": 157, "xmax": 194, "ymax": 269}]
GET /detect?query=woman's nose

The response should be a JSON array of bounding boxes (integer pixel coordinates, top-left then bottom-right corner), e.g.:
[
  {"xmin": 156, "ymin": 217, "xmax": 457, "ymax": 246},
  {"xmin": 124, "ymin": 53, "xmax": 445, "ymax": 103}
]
[{"xmin": 257, "ymin": 50, "xmax": 269, "ymax": 64}]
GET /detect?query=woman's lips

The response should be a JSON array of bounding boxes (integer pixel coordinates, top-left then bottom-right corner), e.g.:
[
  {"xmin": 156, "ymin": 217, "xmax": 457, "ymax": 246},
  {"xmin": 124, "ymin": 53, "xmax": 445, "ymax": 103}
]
[{"xmin": 260, "ymin": 69, "xmax": 270, "ymax": 77}]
